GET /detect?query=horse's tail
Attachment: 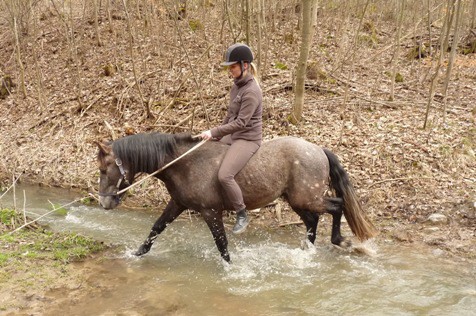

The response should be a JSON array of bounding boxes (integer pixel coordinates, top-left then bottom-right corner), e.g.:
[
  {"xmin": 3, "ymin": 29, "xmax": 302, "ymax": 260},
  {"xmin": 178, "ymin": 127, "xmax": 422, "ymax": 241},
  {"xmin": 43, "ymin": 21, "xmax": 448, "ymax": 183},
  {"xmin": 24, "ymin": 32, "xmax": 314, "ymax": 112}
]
[{"xmin": 323, "ymin": 148, "xmax": 378, "ymax": 241}]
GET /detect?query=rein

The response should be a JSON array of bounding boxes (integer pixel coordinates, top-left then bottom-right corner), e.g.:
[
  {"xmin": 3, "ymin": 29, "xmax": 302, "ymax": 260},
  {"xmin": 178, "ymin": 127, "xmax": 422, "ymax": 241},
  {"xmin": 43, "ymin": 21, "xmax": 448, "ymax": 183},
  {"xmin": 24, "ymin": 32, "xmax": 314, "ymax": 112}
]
[{"xmin": 101, "ymin": 138, "xmax": 208, "ymax": 197}]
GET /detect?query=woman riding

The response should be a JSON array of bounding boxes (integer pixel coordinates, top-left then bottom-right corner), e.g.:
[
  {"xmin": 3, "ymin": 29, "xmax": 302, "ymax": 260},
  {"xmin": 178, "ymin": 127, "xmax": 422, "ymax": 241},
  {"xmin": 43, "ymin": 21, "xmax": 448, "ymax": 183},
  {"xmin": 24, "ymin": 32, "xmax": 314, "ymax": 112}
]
[{"xmin": 200, "ymin": 43, "xmax": 263, "ymax": 234}]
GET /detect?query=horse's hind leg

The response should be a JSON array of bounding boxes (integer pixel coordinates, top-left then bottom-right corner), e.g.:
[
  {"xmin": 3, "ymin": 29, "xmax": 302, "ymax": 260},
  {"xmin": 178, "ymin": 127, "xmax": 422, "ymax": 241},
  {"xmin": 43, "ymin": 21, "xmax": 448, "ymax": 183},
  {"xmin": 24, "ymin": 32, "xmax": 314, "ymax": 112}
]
[
  {"xmin": 325, "ymin": 197, "xmax": 350, "ymax": 247},
  {"xmin": 201, "ymin": 209, "xmax": 230, "ymax": 262},
  {"xmin": 294, "ymin": 209, "xmax": 320, "ymax": 244},
  {"xmin": 135, "ymin": 199, "xmax": 186, "ymax": 256}
]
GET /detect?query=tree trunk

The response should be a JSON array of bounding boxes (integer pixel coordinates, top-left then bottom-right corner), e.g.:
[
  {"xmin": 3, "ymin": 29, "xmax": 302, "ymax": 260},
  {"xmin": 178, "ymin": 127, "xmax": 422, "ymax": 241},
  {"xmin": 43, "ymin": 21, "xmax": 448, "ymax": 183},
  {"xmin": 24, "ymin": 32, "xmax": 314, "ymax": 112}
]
[
  {"xmin": 122, "ymin": 0, "xmax": 149, "ymax": 118},
  {"xmin": 13, "ymin": 16, "xmax": 27, "ymax": 98},
  {"xmin": 471, "ymin": 0, "xmax": 476, "ymax": 29},
  {"xmin": 256, "ymin": 0, "xmax": 262, "ymax": 73},
  {"xmin": 245, "ymin": 0, "xmax": 251, "ymax": 45},
  {"xmin": 423, "ymin": 0, "xmax": 455, "ymax": 129},
  {"xmin": 389, "ymin": 0, "xmax": 405, "ymax": 101},
  {"xmin": 93, "ymin": 0, "xmax": 102, "ymax": 46},
  {"xmin": 442, "ymin": 0, "xmax": 463, "ymax": 124},
  {"xmin": 290, "ymin": 0, "xmax": 318, "ymax": 124}
]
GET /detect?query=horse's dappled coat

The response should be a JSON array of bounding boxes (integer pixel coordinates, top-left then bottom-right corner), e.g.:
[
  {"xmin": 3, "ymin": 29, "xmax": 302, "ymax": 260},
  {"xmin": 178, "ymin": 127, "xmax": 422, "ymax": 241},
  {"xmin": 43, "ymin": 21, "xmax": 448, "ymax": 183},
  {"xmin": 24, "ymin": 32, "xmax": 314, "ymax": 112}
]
[{"xmin": 97, "ymin": 132, "xmax": 377, "ymax": 262}]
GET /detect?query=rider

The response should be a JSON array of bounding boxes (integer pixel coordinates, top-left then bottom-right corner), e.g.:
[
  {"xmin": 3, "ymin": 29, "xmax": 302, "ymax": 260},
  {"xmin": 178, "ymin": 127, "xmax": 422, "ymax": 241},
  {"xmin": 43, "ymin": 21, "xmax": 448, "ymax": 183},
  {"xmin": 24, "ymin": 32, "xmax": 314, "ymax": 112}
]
[{"xmin": 200, "ymin": 43, "xmax": 263, "ymax": 234}]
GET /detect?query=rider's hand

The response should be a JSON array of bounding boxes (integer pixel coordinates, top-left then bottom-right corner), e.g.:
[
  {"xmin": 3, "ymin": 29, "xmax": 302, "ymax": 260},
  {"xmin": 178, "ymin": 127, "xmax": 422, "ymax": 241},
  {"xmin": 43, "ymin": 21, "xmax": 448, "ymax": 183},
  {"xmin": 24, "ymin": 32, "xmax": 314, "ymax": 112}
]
[{"xmin": 200, "ymin": 130, "xmax": 212, "ymax": 140}]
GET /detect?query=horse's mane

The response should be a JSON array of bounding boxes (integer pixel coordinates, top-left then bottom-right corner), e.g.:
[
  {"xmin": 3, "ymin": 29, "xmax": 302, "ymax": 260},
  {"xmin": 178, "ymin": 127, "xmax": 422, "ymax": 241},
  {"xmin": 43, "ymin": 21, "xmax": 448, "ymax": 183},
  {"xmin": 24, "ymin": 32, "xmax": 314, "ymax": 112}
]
[{"xmin": 112, "ymin": 132, "xmax": 195, "ymax": 174}]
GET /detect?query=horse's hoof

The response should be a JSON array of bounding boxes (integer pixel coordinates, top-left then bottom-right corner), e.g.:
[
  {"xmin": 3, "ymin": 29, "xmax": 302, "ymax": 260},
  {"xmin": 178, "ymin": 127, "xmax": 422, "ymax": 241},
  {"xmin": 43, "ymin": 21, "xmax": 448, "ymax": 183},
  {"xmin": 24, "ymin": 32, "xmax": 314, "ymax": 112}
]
[
  {"xmin": 134, "ymin": 244, "xmax": 151, "ymax": 256},
  {"xmin": 339, "ymin": 238, "xmax": 352, "ymax": 249},
  {"xmin": 339, "ymin": 239, "xmax": 352, "ymax": 248},
  {"xmin": 221, "ymin": 252, "xmax": 231, "ymax": 263}
]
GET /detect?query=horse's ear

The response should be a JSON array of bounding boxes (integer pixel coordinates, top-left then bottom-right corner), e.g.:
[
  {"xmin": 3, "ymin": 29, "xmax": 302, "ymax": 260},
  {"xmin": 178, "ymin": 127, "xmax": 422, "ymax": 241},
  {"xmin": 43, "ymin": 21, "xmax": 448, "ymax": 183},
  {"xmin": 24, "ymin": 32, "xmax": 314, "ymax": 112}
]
[{"xmin": 95, "ymin": 140, "xmax": 112, "ymax": 155}]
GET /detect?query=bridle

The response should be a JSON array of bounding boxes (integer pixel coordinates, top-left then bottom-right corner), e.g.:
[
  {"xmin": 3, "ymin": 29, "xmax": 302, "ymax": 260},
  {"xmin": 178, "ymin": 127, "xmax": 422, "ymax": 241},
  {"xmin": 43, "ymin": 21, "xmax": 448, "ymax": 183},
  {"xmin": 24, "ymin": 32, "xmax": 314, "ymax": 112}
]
[{"xmin": 98, "ymin": 158, "xmax": 130, "ymax": 201}]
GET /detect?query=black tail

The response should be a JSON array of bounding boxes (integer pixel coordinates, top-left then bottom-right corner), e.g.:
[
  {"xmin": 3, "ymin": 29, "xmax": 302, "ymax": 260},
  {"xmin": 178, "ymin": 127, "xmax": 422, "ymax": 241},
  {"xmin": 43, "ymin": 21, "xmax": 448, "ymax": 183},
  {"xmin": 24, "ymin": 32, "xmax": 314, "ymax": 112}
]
[{"xmin": 323, "ymin": 148, "xmax": 378, "ymax": 241}]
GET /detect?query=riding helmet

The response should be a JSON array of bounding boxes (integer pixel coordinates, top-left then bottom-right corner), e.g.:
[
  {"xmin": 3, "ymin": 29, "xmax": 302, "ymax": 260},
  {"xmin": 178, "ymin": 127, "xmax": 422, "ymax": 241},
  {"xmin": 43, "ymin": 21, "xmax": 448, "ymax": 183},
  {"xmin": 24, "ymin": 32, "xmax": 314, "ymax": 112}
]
[{"xmin": 221, "ymin": 43, "xmax": 254, "ymax": 66}]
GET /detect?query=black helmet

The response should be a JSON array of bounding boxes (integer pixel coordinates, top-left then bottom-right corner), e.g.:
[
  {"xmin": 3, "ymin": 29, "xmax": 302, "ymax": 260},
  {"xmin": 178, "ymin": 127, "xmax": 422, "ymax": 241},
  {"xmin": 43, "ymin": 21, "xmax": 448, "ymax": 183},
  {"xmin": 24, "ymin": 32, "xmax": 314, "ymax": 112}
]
[{"xmin": 221, "ymin": 43, "xmax": 253, "ymax": 66}]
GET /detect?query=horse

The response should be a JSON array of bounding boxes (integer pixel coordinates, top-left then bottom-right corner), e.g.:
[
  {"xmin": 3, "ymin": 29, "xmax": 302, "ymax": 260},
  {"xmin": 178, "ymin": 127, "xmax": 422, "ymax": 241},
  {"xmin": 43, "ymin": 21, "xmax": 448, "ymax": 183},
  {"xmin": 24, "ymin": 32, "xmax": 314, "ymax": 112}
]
[{"xmin": 96, "ymin": 132, "xmax": 377, "ymax": 262}]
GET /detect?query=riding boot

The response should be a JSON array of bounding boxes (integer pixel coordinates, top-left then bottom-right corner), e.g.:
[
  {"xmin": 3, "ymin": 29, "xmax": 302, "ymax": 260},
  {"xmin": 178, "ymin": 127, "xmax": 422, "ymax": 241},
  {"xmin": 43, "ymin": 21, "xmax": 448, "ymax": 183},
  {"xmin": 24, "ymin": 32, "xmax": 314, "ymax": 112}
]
[{"xmin": 232, "ymin": 208, "xmax": 249, "ymax": 234}]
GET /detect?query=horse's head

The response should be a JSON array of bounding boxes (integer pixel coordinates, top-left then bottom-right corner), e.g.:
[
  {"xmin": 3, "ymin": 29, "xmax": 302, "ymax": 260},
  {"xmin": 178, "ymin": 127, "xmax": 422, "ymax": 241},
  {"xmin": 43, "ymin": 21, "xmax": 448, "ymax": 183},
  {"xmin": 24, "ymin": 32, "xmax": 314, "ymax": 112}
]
[{"xmin": 96, "ymin": 141, "xmax": 130, "ymax": 209}]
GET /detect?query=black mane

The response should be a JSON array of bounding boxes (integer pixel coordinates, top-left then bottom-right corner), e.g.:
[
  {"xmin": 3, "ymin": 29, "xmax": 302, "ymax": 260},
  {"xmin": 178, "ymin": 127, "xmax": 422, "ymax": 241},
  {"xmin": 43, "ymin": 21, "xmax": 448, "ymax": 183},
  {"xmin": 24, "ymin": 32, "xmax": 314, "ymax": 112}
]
[{"xmin": 112, "ymin": 132, "xmax": 195, "ymax": 175}]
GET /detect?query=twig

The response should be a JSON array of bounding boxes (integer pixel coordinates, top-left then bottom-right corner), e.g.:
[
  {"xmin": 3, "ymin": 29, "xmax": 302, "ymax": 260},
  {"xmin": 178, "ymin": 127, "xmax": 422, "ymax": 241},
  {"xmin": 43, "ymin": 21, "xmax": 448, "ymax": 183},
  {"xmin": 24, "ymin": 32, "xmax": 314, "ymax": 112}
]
[
  {"xmin": 0, "ymin": 174, "xmax": 21, "ymax": 201},
  {"xmin": 104, "ymin": 120, "xmax": 117, "ymax": 140},
  {"xmin": 80, "ymin": 85, "xmax": 118, "ymax": 117},
  {"xmin": 368, "ymin": 177, "xmax": 434, "ymax": 188},
  {"xmin": 88, "ymin": 192, "xmax": 100, "ymax": 202},
  {"xmin": 275, "ymin": 202, "xmax": 282, "ymax": 223},
  {"xmin": 279, "ymin": 221, "xmax": 303, "ymax": 227},
  {"xmin": 22, "ymin": 190, "xmax": 26, "ymax": 224}
]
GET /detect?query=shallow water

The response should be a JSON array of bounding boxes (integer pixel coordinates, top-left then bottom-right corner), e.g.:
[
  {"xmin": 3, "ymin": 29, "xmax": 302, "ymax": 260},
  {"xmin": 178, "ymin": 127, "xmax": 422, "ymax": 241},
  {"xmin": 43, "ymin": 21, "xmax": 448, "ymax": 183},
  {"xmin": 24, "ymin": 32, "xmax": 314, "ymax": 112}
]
[{"xmin": 1, "ymin": 185, "xmax": 475, "ymax": 315}]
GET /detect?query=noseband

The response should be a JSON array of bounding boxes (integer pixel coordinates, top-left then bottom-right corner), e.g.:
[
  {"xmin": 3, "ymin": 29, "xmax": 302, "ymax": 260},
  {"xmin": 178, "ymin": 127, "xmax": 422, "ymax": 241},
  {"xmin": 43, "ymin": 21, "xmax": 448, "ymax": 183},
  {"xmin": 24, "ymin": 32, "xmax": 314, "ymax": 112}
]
[{"xmin": 98, "ymin": 158, "xmax": 130, "ymax": 201}]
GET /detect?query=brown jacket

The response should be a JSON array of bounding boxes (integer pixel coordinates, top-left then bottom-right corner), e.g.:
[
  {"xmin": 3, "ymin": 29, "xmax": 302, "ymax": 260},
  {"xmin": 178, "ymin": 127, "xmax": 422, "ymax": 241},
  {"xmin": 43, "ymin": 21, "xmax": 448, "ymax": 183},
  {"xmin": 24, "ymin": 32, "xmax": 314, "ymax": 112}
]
[{"xmin": 210, "ymin": 74, "xmax": 262, "ymax": 144}]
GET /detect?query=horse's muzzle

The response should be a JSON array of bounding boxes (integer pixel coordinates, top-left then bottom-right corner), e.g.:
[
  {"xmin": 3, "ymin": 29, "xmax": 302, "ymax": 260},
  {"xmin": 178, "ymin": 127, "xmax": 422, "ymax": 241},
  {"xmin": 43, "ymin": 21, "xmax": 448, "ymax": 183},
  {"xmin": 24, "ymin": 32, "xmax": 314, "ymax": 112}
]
[{"xmin": 99, "ymin": 195, "xmax": 120, "ymax": 209}]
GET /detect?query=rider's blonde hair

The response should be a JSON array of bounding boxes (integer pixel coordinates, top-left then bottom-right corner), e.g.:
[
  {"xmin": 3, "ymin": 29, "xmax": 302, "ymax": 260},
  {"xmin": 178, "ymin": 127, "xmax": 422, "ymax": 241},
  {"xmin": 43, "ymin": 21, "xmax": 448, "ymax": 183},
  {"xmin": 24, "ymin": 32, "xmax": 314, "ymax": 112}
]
[{"xmin": 249, "ymin": 62, "xmax": 260, "ymax": 87}]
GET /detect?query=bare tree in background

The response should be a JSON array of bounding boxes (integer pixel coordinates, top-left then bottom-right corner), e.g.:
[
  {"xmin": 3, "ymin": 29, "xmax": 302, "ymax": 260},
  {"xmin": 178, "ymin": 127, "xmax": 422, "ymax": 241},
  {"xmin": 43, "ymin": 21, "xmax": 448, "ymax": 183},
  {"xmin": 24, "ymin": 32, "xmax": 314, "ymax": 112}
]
[
  {"xmin": 423, "ymin": 0, "xmax": 457, "ymax": 129},
  {"xmin": 442, "ymin": 0, "xmax": 463, "ymax": 124},
  {"xmin": 291, "ymin": 0, "xmax": 318, "ymax": 124},
  {"xmin": 245, "ymin": 0, "xmax": 251, "ymax": 44},
  {"xmin": 472, "ymin": 0, "xmax": 476, "ymax": 29},
  {"xmin": 4, "ymin": 0, "xmax": 31, "ymax": 98},
  {"xmin": 389, "ymin": 0, "xmax": 405, "ymax": 101},
  {"xmin": 122, "ymin": 0, "xmax": 150, "ymax": 118},
  {"xmin": 92, "ymin": 0, "xmax": 102, "ymax": 46}
]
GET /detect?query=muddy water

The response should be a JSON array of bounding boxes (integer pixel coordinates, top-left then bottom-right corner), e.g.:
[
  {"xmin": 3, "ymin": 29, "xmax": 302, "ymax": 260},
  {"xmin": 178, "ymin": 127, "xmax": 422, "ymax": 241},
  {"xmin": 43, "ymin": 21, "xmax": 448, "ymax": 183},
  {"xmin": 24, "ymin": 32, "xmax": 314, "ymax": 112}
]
[{"xmin": 1, "ymin": 185, "xmax": 475, "ymax": 315}]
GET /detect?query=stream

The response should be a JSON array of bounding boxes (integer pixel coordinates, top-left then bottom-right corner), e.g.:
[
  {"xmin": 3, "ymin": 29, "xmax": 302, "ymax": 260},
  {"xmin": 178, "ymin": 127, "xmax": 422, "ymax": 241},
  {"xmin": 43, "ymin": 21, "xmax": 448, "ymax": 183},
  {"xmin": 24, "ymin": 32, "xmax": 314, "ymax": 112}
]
[{"xmin": 1, "ymin": 185, "xmax": 475, "ymax": 315}]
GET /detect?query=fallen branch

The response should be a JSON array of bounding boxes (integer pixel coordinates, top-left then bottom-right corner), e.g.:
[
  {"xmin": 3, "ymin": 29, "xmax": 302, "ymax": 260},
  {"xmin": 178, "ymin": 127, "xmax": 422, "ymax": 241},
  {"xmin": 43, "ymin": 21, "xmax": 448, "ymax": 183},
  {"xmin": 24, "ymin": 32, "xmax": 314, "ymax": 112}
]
[
  {"xmin": 278, "ymin": 221, "xmax": 303, "ymax": 227},
  {"xmin": 368, "ymin": 177, "xmax": 434, "ymax": 188}
]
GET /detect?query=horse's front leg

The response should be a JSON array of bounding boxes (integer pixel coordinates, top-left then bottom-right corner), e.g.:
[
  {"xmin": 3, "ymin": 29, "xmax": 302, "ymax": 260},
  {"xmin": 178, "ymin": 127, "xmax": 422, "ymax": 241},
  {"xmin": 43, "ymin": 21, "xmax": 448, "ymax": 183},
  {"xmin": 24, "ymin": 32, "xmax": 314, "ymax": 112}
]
[
  {"xmin": 201, "ymin": 209, "xmax": 230, "ymax": 262},
  {"xmin": 135, "ymin": 199, "xmax": 186, "ymax": 256}
]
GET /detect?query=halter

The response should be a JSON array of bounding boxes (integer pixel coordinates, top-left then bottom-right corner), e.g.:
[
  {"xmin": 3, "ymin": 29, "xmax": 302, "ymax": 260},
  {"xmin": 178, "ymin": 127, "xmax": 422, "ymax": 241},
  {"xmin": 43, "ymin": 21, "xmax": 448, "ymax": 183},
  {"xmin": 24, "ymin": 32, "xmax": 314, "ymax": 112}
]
[{"xmin": 98, "ymin": 158, "xmax": 130, "ymax": 200}]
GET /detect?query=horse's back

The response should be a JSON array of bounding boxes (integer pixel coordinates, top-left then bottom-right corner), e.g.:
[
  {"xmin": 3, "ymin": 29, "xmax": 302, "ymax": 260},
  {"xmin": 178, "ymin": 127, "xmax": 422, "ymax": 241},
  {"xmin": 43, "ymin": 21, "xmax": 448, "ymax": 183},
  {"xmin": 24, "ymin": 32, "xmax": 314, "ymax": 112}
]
[
  {"xmin": 257, "ymin": 137, "xmax": 329, "ymax": 171},
  {"xmin": 239, "ymin": 137, "xmax": 330, "ymax": 209},
  {"xmin": 170, "ymin": 136, "xmax": 330, "ymax": 211}
]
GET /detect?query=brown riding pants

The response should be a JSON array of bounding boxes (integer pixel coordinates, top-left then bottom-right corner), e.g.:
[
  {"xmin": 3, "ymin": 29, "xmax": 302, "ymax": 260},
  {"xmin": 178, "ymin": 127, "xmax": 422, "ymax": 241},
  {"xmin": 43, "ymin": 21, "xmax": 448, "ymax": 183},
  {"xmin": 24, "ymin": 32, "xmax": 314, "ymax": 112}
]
[{"xmin": 219, "ymin": 135, "xmax": 260, "ymax": 211}]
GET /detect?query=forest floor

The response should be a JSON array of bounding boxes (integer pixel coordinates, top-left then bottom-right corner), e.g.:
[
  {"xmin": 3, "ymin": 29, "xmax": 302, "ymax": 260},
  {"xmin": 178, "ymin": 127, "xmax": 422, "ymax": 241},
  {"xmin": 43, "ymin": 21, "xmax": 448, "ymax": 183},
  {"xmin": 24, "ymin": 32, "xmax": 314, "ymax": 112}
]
[{"xmin": 0, "ymin": 3, "xmax": 475, "ymax": 313}]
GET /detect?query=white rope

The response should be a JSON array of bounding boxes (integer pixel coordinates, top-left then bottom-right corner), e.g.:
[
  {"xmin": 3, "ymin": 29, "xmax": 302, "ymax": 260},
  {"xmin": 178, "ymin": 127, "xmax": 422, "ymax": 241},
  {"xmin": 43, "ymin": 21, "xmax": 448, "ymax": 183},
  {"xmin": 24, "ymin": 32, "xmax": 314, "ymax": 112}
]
[{"xmin": 115, "ymin": 138, "xmax": 208, "ymax": 195}]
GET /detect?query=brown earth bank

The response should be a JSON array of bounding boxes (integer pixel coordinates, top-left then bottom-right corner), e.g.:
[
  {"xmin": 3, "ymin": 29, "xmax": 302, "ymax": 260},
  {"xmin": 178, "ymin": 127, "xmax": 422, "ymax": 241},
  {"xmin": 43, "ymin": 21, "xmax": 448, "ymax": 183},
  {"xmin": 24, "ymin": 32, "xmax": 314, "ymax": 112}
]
[{"xmin": 0, "ymin": 2, "xmax": 475, "ymax": 307}]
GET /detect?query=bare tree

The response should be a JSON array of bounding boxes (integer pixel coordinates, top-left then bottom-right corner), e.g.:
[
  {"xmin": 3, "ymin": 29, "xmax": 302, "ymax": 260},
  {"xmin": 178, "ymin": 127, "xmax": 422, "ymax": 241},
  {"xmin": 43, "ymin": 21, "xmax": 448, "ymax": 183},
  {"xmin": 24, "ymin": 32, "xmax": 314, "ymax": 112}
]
[
  {"xmin": 122, "ymin": 0, "xmax": 150, "ymax": 118},
  {"xmin": 13, "ymin": 16, "xmax": 27, "ymax": 98},
  {"xmin": 442, "ymin": 0, "xmax": 463, "ymax": 124},
  {"xmin": 92, "ymin": 0, "xmax": 102, "ymax": 46},
  {"xmin": 389, "ymin": 0, "xmax": 405, "ymax": 101},
  {"xmin": 245, "ymin": 0, "xmax": 251, "ymax": 45},
  {"xmin": 423, "ymin": 0, "xmax": 457, "ymax": 129},
  {"xmin": 4, "ymin": 0, "xmax": 31, "ymax": 98},
  {"xmin": 472, "ymin": 0, "xmax": 476, "ymax": 29},
  {"xmin": 290, "ymin": 0, "xmax": 318, "ymax": 124}
]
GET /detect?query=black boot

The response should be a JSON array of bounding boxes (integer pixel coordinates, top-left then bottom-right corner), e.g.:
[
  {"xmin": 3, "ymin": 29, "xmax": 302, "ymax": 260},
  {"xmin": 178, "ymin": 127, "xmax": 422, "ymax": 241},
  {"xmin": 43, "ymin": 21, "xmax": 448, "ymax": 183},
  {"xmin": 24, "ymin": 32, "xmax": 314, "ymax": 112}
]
[{"xmin": 233, "ymin": 209, "xmax": 249, "ymax": 234}]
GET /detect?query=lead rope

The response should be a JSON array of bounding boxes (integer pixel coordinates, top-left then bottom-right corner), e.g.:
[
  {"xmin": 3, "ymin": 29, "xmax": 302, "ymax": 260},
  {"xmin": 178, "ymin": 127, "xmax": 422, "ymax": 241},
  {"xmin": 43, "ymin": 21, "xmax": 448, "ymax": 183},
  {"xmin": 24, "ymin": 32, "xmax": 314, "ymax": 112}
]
[{"xmin": 115, "ymin": 138, "xmax": 208, "ymax": 195}]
